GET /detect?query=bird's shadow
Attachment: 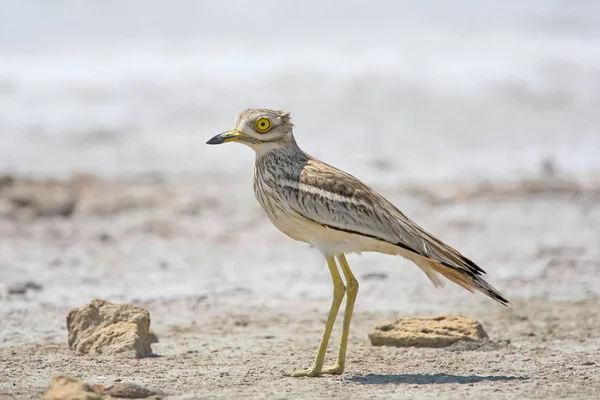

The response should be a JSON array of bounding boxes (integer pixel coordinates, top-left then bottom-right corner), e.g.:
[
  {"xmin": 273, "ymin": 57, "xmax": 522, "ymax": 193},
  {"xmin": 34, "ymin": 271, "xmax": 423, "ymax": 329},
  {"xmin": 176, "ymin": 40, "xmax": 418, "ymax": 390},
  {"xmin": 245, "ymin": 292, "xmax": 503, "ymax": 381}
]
[{"xmin": 346, "ymin": 373, "xmax": 528, "ymax": 385}]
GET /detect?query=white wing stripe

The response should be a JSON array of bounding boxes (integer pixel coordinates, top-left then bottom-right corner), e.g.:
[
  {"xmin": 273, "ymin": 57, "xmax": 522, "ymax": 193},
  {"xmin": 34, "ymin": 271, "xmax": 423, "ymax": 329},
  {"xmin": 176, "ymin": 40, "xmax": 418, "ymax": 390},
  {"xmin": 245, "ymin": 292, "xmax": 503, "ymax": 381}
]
[{"xmin": 279, "ymin": 179, "xmax": 371, "ymax": 208}]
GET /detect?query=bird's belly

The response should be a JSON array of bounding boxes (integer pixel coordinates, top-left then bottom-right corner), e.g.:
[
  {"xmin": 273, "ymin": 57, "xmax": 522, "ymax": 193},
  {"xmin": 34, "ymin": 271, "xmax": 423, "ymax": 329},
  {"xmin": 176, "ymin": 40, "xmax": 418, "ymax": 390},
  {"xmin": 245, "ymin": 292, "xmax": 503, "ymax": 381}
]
[
  {"xmin": 256, "ymin": 190, "xmax": 314, "ymax": 244},
  {"xmin": 256, "ymin": 188, "xmax": 385, "ymax": 256}
]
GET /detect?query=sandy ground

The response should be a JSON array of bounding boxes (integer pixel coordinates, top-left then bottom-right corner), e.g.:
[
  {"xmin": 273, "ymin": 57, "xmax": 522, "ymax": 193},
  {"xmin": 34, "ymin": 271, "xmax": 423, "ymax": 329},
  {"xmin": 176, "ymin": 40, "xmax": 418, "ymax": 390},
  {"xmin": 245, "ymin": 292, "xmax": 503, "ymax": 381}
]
[
  {"xmin": 2, "ymin": 2, "xmax": 600, "ymax": 398},
  {"xmin": 2, "ymin": 296, "xmax": 600, "ymax": 399},
  {"xmin": 1, "ymin": 173, "xmax": 599, "ymax": 399}
]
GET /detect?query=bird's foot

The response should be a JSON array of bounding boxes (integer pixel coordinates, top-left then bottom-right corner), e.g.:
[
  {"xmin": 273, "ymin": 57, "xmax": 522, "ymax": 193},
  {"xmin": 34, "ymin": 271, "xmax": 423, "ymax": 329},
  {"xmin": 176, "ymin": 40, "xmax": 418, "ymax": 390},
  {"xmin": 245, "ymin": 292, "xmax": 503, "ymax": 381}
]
[
  {"xmin": 283, "ymin": 363, "xmax": 344, "ymax": 377},
  {"xmin": 283, "ymin": 366, "xmax": 322, "ymax": 377},
  {"xmin": 321, "ymin": 364, "xmax": 344, "ymax": 375}
]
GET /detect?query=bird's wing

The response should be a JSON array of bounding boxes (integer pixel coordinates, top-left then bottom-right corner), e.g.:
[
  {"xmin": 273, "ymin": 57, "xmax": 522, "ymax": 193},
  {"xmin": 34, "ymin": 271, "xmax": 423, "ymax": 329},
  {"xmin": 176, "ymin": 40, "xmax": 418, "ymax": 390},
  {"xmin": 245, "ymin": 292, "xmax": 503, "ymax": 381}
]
[
  {"xmin": 278, "ymin": 158, "xmax": 508, "ymax": 305},
  {"xmin": 278, "ymin": 157, "xmax": 508, "ymax": 306},
  {"xmin": 279, "ymin": 158, "xmax": 485, "ymax": 274}
]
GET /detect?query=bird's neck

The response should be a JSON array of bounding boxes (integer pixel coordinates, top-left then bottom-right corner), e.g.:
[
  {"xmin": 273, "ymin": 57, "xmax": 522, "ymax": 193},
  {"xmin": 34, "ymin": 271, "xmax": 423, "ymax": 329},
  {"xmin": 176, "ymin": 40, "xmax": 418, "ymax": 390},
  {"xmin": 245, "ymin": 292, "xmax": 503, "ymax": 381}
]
[{"xmin": 252, "ymin": 134, "xmax": 304, "ymax": 158}]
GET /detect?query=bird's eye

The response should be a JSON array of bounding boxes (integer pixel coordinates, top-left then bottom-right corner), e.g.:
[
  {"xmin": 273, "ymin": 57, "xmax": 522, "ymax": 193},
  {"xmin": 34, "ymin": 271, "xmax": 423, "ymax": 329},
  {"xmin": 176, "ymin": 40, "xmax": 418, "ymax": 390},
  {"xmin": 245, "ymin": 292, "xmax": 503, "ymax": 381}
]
[{"xmin": 255, "ymin": 117, "xmax": 271, "ymax": 133}]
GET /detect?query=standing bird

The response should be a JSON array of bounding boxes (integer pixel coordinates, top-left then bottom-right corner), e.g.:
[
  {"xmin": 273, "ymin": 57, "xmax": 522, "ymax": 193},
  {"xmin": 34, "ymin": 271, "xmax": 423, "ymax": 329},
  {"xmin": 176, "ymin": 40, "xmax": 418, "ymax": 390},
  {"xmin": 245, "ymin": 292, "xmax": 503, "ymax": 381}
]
[{"xmin": 207, "ymin": 109, "xmax": 508, "ymax": 377}]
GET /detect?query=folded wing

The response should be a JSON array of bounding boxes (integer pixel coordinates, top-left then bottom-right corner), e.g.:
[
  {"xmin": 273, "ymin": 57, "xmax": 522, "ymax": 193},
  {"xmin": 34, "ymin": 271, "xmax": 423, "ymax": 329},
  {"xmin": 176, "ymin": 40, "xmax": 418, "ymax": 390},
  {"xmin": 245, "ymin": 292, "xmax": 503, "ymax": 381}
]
[{"xmin": 277, "ymin": 158, "xmax": 508, "ymax": 305}]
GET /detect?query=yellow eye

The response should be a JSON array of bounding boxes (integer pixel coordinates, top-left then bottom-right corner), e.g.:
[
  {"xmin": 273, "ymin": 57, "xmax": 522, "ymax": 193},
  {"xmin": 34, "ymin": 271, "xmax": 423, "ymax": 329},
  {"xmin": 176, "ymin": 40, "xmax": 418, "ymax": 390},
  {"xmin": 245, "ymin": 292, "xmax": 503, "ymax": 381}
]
[{"xmin": 255, "ymin": 117, "xmax": 271, "ymax": 133}]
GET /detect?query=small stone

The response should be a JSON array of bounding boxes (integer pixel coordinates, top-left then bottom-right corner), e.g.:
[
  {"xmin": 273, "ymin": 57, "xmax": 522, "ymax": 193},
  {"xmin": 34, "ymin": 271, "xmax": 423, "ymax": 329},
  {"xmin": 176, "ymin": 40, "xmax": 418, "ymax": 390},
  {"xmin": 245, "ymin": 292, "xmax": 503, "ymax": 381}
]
[
  {"xmin": 42, "ymin": 375, "xmax": 102, "ymax": 400},
  {"xmin": 368, "ymin": 313, "xmax": 489, "ymax": 348},
  {"xmin": 67, "ymin": 299, "xmax": 154, "ymax": 357},
  {"xmin": 7, "ymin": 281, "xmax": 43, "ymax": 295},
  {"xmin": 102, "ymin": 382, "xmax": 159, "ymax": 399}
]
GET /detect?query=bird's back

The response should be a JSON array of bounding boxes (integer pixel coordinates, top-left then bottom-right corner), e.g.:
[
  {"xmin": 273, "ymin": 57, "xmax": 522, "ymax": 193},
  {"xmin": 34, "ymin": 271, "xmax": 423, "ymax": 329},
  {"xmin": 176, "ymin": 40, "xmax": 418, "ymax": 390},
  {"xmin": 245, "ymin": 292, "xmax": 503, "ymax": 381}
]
[{"xmin": 253, "ymin": 147, "xmax": 508, "ymax": 306}]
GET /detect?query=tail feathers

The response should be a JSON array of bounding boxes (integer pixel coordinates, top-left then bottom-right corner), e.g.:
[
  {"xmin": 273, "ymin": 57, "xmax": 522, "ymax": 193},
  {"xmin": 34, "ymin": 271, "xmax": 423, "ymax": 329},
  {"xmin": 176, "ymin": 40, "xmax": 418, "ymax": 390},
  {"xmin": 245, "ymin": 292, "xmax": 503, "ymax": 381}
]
[
  {"xmin": 411, "ymin": 254, "xmax": 509, "ymax": 306},
  {"xmin": 419, "ymin": 260, "xmax": 446, "ymax": 289}
]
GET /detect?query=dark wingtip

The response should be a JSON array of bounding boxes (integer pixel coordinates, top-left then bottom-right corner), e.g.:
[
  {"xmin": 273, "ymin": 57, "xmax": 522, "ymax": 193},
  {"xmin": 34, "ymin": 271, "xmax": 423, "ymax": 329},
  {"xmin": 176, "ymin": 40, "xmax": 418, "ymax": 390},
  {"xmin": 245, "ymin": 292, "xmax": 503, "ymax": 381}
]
[
  {"xmin": 483, "ymin": 284, "xmax": 510, "ymax": 307},
  {"xmin": 461, "ymin": 256, "xmax": 486, "ymax": 275},
  {"xmin": 464, "ymin": 259, "xmax": 509, "ymax": 306},
  {"xmin": 493, "ymin": 293, "xmax": 510, "ymax": 307}
]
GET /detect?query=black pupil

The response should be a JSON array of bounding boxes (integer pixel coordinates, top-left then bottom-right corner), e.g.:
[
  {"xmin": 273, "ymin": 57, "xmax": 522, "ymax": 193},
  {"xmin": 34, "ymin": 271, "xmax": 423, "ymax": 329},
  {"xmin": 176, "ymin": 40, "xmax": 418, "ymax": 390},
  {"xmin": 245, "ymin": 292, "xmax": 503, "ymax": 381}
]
[{"xmin": 260, "ymin": 122, "xmax": 265, "ymax": 126}]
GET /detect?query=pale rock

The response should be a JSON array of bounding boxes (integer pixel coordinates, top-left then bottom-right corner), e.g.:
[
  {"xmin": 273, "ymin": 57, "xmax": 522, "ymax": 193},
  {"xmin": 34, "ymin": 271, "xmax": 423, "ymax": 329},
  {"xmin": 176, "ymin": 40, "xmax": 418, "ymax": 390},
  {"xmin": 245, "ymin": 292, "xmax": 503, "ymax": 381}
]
[
  {"xmin": 42, "ymin": 375, "xmax": 102, "ymax": 400},
  {"xmin": 369, "ymin": 313, "xmax": 488, "ymax": 347},
  {"xmin": 67, "ymin": 299, "xmax": 153, "ymax": 357}
]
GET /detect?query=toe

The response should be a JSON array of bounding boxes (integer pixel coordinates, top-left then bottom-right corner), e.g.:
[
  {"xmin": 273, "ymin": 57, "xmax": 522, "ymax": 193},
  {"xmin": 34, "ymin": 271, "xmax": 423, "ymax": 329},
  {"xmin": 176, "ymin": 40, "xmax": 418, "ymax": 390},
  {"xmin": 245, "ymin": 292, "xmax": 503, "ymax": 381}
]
[
  {"xmin": 283, "ymin": 368, "xmax": 322, "ymax": 377},
  {"xmin": 321, "ymin": 364, "xmax": 344, "ymax": 375}
]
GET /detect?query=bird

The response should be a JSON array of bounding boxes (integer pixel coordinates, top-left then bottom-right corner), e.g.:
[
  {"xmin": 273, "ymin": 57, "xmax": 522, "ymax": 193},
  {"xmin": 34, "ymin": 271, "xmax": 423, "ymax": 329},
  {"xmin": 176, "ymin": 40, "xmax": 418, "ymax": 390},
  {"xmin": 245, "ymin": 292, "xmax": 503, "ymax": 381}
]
[{"xmin": 206, "ymin": 109, "xmax": 508, "ymax": 377}]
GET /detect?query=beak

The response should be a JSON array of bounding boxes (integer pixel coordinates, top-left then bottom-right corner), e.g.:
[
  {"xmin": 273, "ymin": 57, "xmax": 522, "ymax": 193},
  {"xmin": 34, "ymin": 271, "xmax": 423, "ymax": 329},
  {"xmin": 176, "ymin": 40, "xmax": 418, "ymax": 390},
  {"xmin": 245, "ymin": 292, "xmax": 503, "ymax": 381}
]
[{"xmin": 206, "ymin": 129, "xmax": 243, "ymax": 145}]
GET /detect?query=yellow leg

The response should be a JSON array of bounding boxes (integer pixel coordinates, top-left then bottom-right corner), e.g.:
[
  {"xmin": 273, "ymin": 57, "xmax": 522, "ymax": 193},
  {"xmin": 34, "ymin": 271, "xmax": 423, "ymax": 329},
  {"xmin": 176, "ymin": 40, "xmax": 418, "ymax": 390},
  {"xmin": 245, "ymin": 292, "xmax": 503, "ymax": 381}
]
[
  {"xmin": 284, "ymin": 256, "xmax": 345, "ymax": 377},
  {"xmin": 322, "ymin": 254, "xmax": 359, "ymax": 375}
]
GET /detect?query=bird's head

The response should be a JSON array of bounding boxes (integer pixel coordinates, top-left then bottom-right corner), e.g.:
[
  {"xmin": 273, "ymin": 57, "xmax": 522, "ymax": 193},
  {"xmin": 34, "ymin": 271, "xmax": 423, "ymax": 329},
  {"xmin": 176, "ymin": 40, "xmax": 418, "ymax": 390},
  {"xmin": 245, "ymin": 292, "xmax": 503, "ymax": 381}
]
[{"xmin": 206, "ymin": 109, "xmax": 295, "ymax": 152}]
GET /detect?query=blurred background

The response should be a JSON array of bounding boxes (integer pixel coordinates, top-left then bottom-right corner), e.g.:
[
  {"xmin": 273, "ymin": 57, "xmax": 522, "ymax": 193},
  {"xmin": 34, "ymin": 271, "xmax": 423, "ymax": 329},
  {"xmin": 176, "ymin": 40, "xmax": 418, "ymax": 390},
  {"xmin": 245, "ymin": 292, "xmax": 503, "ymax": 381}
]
[
  {"xmin": 1, "ymin": 0, "xmax": 600, "ymax": 344},
  {"xmin": 2, "ymin": 0, "xmax": 599, "ymax": 181}
]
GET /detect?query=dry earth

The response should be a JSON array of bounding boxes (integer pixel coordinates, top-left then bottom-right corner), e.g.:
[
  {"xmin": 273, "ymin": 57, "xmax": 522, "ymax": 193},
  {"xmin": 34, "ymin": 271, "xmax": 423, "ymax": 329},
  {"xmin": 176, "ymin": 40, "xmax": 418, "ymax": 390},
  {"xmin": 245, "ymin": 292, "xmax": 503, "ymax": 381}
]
[{"xmin": 1, "ymin": 173, "xmax": 599, "ymax": 399}]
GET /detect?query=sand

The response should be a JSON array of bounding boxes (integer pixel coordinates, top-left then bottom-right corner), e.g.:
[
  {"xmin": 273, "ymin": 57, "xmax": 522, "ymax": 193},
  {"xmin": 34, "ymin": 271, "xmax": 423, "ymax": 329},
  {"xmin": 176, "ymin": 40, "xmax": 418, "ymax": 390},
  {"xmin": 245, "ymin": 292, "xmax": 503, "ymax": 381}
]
[
  {"xmin": 2, "ymin": 2, "xmax": 600, "ymax": 398},
  {"xmin": 1, "ymin": 174, "xmax": 599, "ymax": 399}
]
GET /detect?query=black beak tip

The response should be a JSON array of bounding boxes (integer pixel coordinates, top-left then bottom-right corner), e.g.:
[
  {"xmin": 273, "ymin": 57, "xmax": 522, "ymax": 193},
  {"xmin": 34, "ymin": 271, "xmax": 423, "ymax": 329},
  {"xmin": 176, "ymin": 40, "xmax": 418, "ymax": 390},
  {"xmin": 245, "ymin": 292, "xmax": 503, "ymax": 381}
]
[{"xmin": 206, "ymin": 135, "xmax": 223, "ymax": 145}]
